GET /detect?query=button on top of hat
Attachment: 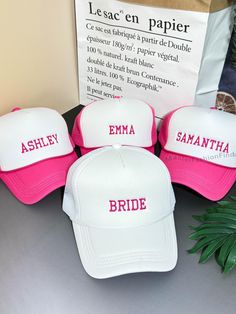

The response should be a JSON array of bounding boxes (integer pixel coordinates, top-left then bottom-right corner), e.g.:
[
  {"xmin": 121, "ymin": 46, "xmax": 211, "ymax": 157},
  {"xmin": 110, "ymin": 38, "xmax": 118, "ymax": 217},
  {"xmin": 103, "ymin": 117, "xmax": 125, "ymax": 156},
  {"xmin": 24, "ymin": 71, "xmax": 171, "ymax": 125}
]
[{"xmin": 112, "ymin": 144, "xmax": 122, "ymax": 149}]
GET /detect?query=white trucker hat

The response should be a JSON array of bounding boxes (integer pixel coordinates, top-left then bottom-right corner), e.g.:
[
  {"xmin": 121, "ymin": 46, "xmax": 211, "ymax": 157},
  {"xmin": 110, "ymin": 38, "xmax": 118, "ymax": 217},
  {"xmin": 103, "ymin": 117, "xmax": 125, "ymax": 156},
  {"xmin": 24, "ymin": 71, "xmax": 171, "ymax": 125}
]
[
  {"xmin": 0, "ymin": 107, "xmax": 77, "ymax": 204},
  {"xmin": 63, "ymin": 145, "xmax": 177, "ymax": 279},
  {"xmin": 72, "ymin": 98, "xmax": 157, "ymax": 155},
  {"xmin": 159, "ymin": 106, "xmax": 236, "ymax": 201}
]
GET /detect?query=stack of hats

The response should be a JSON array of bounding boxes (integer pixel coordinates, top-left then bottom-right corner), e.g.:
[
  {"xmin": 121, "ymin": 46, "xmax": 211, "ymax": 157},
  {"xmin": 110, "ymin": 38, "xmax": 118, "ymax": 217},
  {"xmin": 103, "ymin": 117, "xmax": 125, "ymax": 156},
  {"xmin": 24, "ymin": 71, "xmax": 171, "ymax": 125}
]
[{"xmin": 1, "ymin": 99, "xmax": 235, "ymax": 279}]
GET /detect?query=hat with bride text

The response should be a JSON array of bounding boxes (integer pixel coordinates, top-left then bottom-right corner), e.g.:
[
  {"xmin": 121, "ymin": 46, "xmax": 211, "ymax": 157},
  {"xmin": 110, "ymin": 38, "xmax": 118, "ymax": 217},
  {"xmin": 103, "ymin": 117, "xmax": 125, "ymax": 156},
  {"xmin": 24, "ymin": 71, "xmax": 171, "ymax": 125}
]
[
  {"xmin": 63, "ymin": 145, "xmax": 177, "ymax": 279},
  {"xmin": 72, "ymin": 98, "xmax": 157, "ymax": 155},
  {"xmin": 0, "ymin": 107, "xmax": 77, "ymax": 204},
  {"xmin": 159, "ymin": 106, "xmax": 236, "ymax": 201}
]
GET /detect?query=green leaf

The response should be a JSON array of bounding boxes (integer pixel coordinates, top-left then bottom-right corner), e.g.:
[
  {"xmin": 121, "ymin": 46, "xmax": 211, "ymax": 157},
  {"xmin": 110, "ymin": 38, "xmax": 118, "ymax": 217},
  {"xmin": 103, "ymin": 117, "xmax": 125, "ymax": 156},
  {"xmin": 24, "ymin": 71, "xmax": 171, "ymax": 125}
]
[
  {"xmin": 199, "ymin": 237, "xmax": 228, "ymax": 264},
  {"xmin": 192, "ymin": 215, "xmax": 205, "ymax": 222},
  {"xmin": 189, "ymin": 225, "xmax": 197, "ymax": 230},
  {"xmin": 217, "ymin": 236, "xmax": 236, "ymax": 268},
  {"xmin": 220, "ymin": 204, "xmax": 236, "ymax": 210},
  {"xmin": 224, "ymin": 241, "xmax": 236, "ymax": 273},
  {"xmin": 188, "ymin": 235, "xmax": 222, "ymax": 254},
  {"xmin": 189, "ymin": 194, "xmax": 236, "ymax": 272},
  {"xmin": 206, "ymin": 207, "xmax": 236, "ymax": 215},
  {"xmin": 189, "ymin": 228, "xmax": 233, "ymax": 240},
  {"xmin": 216, "ymin": 203, "xmax": 236, "ymax": 210},
  {"xmin": 215, "ymin": 250, "xmax": 223, "ymax": 268},
  {"xmin": 193, "ymin": 223, "xmax": 236, "ymax": 232},
  {"xmin": 200, "ymin": 213, "xmax": 236, "ymax": 224},
  {"xmin": 217, "ymin": 201, "xmax": 233, "ymax": 206}
]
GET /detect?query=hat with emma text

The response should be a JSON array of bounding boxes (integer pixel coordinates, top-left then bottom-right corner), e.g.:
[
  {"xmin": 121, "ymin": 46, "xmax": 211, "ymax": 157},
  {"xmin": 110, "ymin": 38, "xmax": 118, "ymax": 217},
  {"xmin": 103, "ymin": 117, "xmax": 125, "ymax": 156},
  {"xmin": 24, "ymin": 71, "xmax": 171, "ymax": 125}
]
[
  {"xmin": 159, "ymin": 106, "xmax": 236, "ymax": 201},
  {"xmin": 0, "ymin": 107, "xmax": 77, "ymax": 204},
  {"xmin": 72, "ymin": 98, "xmax": 157, "ymax": 155},
  {"xmin": 63, "ymin": 145, "xmax": 177, "ymax": 279}
]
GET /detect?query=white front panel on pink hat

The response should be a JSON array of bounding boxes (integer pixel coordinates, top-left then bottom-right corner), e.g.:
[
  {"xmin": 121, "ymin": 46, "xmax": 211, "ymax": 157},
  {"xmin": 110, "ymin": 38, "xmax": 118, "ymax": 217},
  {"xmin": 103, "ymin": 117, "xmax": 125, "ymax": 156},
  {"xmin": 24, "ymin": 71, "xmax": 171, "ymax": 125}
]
[
  {"xmin": 80, "ymin": 98, "xmax": 155, "ymax": 148},
  {"xmin": 0, "ymin": 108, "xmax": 73, "ymax": 171},
  {"xmin": 63, "ymin": 146, "xmax": 175, "ymax": 228},
  {"xmin": 164, "ymin": 107, "xmax": 236, "ymax": 168}
]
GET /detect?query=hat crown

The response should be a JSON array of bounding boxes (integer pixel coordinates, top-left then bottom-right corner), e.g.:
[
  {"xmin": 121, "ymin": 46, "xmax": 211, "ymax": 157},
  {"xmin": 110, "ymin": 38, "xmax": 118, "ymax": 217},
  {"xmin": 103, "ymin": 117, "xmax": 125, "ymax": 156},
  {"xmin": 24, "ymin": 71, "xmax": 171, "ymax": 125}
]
[
  {"xmin": 77, "ymin": 98, "xmax": 157, "ymax": 148},
  {"xmin": 63, "ymin": 146, "xmax": 175, "ymax": 228},
  {"xmin": 0, "ymin": 107, "xmax": 73, "ymax": 171},
  {"xmin": 162, "ymin": 106, "xmax": 236, "ymax": 168}
]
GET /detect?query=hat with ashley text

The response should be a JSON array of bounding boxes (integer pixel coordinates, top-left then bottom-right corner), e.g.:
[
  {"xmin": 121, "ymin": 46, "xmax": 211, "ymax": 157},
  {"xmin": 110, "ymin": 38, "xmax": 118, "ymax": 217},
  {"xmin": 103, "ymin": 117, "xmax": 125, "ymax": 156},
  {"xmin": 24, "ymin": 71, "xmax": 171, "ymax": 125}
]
[
  {"xmin": 0, "ymin": 107, "xmax": 77, "ymax": 204},
  {"xmin": 159, "ymin": 106, "xmax": 236, "ymax": 201},
  {"xmin": 63, "ymin": 145, "xmax": 177, "ymax": 279},
  {"xmin": 72, "ymin": 98, "xmax": 157, "ymax": 155}
]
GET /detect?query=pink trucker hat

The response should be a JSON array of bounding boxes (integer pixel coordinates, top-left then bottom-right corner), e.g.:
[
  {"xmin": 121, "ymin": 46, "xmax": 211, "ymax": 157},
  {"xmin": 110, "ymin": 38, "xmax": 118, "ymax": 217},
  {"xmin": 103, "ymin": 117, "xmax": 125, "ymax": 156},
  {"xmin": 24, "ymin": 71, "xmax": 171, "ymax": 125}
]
[
  {"xmin": 0, "ymin": 107, "xmax": 77, "ymax": 204},
  {"xmin": 159, "ymin": 106, "xmax": 236, "ymax": 201},
  {"xmin": 72, "ymin": 98, "xmax": 157, "ymax": 155},
  {"xmin": 63, "ymin": 145, "xmax": 177, "ymax": 279}
]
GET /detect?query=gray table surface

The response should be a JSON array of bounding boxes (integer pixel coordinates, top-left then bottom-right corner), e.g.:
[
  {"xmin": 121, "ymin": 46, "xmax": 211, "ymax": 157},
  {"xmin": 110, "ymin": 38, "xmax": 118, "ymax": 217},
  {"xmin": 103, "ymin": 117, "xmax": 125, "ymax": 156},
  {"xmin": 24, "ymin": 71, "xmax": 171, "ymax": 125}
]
[{"xmin": 0, "ymin": 177, "xmax": 236, "ymax": 314}]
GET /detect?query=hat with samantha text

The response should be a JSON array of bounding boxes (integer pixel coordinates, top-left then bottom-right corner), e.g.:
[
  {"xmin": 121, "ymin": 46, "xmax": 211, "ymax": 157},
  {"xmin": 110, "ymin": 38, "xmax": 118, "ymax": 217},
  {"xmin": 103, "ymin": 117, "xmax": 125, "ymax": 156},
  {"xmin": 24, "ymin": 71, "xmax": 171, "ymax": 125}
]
[{"xmin": 159, "ymin": 106, "xmax": 236, "ymax": 201}]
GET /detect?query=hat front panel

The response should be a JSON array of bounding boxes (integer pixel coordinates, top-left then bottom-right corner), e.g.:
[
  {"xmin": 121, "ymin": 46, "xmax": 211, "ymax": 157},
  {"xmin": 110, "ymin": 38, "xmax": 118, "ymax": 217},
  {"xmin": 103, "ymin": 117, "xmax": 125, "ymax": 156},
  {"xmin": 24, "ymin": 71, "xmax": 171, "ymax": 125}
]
[
  {"xmin": 164, "ymin": 107, "xmax": 236, "ymax": 168},
  {"xmin": 72, "ymin": 147, "xmax": 175, "ymax": 228},
  {"xmin": 80, "ymin": 99, "xmax": 155, "ymax": 148},
  {"xmin": 0, "ymin": 108, "xmax": 73, "ymax": 171}
]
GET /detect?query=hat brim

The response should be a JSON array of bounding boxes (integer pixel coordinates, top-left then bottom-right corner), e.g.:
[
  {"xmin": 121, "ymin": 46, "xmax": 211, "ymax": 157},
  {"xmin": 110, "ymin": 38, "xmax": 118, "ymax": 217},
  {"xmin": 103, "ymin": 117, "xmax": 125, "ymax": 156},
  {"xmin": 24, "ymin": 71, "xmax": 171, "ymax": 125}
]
[
  {"xmin": 72, "ymin": 213, "xmax": 177, "ymax": 279},
  {"xmin": 160, "ymin": 149, "xmax": 236, "ymax": 201},
  {"xmin": 0, "ymin": 151, "xmax": 77, "ymax": 204},
  {"xmin": 80, "ymin": 145, "xmax": 155, "ymax": 156}
]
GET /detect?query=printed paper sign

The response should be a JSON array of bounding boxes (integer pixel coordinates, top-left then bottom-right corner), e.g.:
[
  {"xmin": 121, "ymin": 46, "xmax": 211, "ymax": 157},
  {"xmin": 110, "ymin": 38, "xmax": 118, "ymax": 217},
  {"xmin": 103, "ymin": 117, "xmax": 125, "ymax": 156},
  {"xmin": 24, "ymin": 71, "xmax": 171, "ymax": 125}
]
[{"xmin": 75, "ymin": 0, "xmax": 209, "ymax": 120}]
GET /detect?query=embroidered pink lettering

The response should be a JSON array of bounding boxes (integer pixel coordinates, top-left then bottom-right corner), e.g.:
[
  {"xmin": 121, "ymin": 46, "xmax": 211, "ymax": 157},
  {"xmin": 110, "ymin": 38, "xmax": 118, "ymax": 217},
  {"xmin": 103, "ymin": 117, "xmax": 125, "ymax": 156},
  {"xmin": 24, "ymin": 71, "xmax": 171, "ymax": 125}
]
[
  {"xmin": 21, "ymin": 143, "xmax": 28, "ymax": 154},
  {"xmin": 193, "ymin": 136, "xmax": 200, "ymax": 146},
  {"xmin": 109, "ymin": 198, "xmax": 147, "ymax": 212},
  {"xmin": 109, "ymin": 125, "xmax": 135, "ymax": 135},
  {"xmin": 210, "ymin": 139, "xmax": 217, "ymax": 150},
  {"xmin": 175, "ymin": 132, "xmax": 230, "ymax": 153},
  {"xmin": 21, "ymin": 133, "xmax": 59, "ymax": 154},
  {"xmin": 186, "ymin": 134, "xmax": 195, "ymax": 144},
  {"xmin": 176, "ymin": 132, "xmax": 182, "ymax": 142},
  {"xmin": 46, "ymin": 135, "xmax": 54, "ymax": 145},
  {"xmin": 223, "ymin": 143, "xmax": 229, "ymax": 154},
  {"xmin": 215, "ymin": 141, "xmax": 224, "ymax": 152},
  {"xmin": 180, "ymin": 133, "xmax": 187, "ymax": 143},
  {"xmin": 201, "ymin": 137, "xmax": 210, "ymax": 148}
]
